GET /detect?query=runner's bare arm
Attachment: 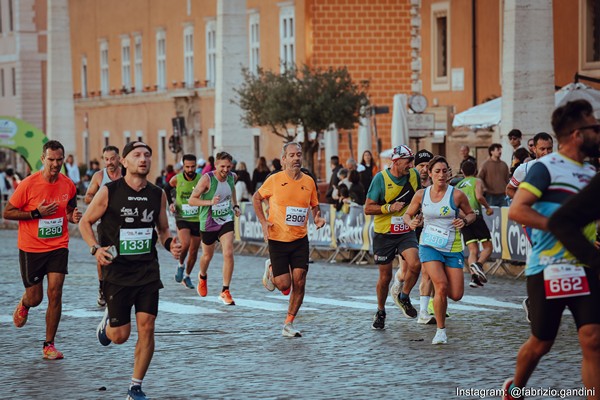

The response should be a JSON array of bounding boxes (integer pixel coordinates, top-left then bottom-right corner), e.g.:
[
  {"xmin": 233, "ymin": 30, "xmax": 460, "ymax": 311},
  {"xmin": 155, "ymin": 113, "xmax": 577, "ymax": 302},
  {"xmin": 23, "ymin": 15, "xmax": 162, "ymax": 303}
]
[
  {"xmin": 66, "ymin": 196, "xmax": 82, "ymax": 224},
  {"xmin": 476, "ymin": 178, "xmax": 493, "ymax": 214},
  {"xmin": 402, "ymin": 189, "xmax": 424, "ymax": 229},
  {"xmin": 231, "ymin": 183, "xmax": 241, "ymax": 217},
  {"xmin": 168, "ymin": 174, "xmax": 178, "ymax": 188},
  {"xmin": 311, "ymin": 205, "xmax": 325, "ymax": 228},
  {"xmin": 3, "ymin": 199, "xmax": 59, "ymax": 220},
  {"xmin": 84, "ymin": 170, "xmax": 103, "ymax": 204},
  {"xmin": 453, "ymin": 190, "xmax": 475, "ymax": 228},
  {"xmin": 187, "ymin": 174, "xmax": 217, "ymax": 206},
  {"xmin": 505, "ymin": 182, "xmax": 517, "ymax": 200},
  {"xmin": 79, "ymin": 185, "xmax": 109, "ymax": 247},
  {"xmin": 157, "ymin": 191, "xmax": 182, "ymax": 259}
]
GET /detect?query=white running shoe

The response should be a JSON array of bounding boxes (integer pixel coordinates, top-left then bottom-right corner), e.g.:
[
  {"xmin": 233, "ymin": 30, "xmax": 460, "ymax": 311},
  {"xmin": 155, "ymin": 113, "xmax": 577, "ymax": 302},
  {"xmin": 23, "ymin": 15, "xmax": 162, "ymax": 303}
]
[
  {"xmin": 262, "ymin": 259, "xmax": 275, "ymax": 291},
  {"xmin": 417, "ymin": 311, "xmax": 436, "ymax": 325},
  {"xmin": 390, "ymin": 279, "xmax": 403, "ymax": 309},
  {"xmin": 282, "ymin": 322, "xmax": 302, "ymax": 338},
  {"xmin": 432, "ymin": 328, "xmax": 448, "ymax": 345}
]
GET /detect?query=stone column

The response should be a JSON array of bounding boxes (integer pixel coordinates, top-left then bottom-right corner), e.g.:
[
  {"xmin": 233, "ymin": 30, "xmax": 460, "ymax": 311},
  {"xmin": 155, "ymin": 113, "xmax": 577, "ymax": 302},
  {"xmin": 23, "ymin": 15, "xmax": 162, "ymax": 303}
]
[
  {"xmin": 356, "ymin": 116, "xmax": 371, "ymax": 162},
  {"xmin": 324, "ymin": 124, "xmax": 339, "ymax": 182},
  {"xmin": 46, "ymin": 0, "xmax": 76, "ymax": 155},
  {"xmin": 501, "ymin": 0, "xmax": 554, "ymax": 165},
  {"xmin": 214, "ymin": 0, "xmax": 252, "ymax": 167},
  {"xmin": 14, "ymin": 0, "xmax": 44, "ymax": 132}
]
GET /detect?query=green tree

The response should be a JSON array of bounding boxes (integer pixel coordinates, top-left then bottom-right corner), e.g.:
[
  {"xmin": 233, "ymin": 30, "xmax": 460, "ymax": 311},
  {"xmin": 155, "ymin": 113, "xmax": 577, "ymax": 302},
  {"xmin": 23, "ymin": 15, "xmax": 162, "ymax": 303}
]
[{"xmin": 233, "ymin": 64, "xmax": 368, "ymax": 173}]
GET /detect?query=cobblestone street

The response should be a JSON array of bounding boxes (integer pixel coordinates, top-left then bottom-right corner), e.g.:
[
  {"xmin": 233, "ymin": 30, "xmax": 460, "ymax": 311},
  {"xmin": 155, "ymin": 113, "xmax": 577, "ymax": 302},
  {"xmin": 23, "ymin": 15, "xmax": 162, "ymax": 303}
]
[{"xmin": 0, "ymin": 229, "xmax": 588, "ymax": 399}]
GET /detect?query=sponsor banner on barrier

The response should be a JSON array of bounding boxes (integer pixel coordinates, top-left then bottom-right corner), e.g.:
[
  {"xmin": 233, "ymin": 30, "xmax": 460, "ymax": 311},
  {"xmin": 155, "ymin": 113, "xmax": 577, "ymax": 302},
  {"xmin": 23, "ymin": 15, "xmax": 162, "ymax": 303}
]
[
  {"xmin": 233, "ymin": 202, "xmax": 529, "ymax": 263},
  {"xmin": 334, "ymin": 205, "xmax": 370, "ymax": 250},
  {"xmin": 237, "ymin": 202, "xmax": 265, "ymax": 243},
  {"xmin": 482, "ymin": 206, "xmax": 530, "ymax": 262}
]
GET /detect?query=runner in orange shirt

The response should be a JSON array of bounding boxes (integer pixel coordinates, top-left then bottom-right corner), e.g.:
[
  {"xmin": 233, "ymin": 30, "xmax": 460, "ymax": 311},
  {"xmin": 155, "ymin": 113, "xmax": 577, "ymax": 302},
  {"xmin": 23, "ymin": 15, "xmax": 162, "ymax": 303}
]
[
  {"xmin": 3, "ymin": 140, "xmax": 81, "ymax": 360},
  {"xmin": 253, "ymin": 142, "xmax": 326, "ymax": 337}
]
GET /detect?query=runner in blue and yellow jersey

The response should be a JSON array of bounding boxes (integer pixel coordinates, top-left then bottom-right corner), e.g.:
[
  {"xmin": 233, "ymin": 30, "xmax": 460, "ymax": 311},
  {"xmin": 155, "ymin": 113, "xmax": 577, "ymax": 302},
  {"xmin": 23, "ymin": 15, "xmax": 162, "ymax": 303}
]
[{"xmin": 502, "ymin": 100, "xmax": 600, "ymax": 400}]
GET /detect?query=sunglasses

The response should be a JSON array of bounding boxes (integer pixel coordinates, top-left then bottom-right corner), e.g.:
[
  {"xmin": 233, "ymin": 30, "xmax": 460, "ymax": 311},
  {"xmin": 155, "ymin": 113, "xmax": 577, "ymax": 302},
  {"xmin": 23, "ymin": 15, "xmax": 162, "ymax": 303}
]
[{"xmin": 576, "ymin": 124, "xmax": 600, "ymax": 134}]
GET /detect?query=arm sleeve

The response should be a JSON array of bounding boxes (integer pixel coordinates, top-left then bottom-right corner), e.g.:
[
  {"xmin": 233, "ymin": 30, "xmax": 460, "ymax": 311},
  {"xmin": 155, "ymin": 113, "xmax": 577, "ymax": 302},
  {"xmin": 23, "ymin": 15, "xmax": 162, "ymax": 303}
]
[{"xmin": 548, "ymin": 173, "xmax": 600, "ymax": 271}]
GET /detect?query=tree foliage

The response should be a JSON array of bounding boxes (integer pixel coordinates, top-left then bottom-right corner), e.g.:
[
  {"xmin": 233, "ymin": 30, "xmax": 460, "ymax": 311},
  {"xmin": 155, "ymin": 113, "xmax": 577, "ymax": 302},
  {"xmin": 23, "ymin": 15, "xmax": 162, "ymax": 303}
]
[{"xmin": 233, "ymin": 64, "xmax": 369, "ymax": 173}]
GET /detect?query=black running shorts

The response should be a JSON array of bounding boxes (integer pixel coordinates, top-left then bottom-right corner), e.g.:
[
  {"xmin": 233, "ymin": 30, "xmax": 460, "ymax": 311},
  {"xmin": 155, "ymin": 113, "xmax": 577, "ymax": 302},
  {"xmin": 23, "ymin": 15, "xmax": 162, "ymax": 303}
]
[
  {"xmin": 201, "ymin": 221, "xmax": 234, "ymax": 245},
  {"xmin": 19, "ymin": 248, "xmax": 69, "ymax": 288},
  {"xmin": 461, "ymin": 216, "xmax": 492, "ymax": 245},
  {"xmin": 372, "ymin": 231, "xmax": 418, "ymax": 265},
  {"xmin": 527, "ymin": 267, "xmax": 600, "ymax": 341},
  {"xmin": 176, "ymin": 219, "xmax": 201, "ymax": 237},
  {"xmin": 268, "ymin": 236, "xmax": 310, "ymax": 277},
  {"xmin": 103, "ymin": 280, "xmax": 163, "ymax": 327}
]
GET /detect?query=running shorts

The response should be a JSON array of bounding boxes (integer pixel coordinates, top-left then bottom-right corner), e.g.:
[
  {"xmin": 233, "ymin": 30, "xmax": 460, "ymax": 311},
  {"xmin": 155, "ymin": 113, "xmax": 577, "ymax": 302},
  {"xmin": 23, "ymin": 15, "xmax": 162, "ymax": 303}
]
[
  {"xmin": 461, "ymin": 216, "xmax": 492, "ymax": 245},
  {"xmin": 372, "ymin": 232, "xmax": 419, "ymax": 265},
  {"xmin": 201, "ymin": 221, "xmax": 234, "ymax": 245},
  {"xmin": 268, "ymin": 236, "xmax": 310, "ymax": 277},
  {"xmin": 527, "ymin": 267, "xmax": 600, "ymax": 341},
  {"xmin": 103, "ymin": 280, "xmax": 163, "ymax": 327},
  {"xmin": 19, "ymin": 248, "xmax": 69, "ymax": 288},
  {"xmin": 419, "ymin": 245, "xmax": 464, "ymax": 269},
  {"xmin": 176, "ymin": 219, "xmax": 201, "ymax": 237}
]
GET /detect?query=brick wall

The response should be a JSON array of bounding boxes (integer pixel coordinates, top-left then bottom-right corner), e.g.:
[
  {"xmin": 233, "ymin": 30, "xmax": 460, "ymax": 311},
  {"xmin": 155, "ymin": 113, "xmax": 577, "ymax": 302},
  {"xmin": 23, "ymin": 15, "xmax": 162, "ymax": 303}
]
[{"xmin": 309, "ymin": 0, "xmax": 412, "ymax": 167}]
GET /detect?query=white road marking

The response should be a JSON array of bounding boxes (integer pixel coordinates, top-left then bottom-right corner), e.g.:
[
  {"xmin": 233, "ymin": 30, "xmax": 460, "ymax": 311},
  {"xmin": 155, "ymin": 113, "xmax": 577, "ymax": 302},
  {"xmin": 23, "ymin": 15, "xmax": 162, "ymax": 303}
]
[
  {"xmin": 185, "ymin": 296, "xmax": 319, "ymax": 311},
  {"xmin": 159, "ymin": 300, "xmax": 223, "ymax": 314}
]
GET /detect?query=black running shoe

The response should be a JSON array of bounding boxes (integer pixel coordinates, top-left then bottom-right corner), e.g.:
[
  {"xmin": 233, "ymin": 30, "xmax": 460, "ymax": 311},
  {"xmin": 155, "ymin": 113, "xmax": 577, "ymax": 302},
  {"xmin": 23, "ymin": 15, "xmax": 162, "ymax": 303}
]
[
  {"xmin": 398, "ymin": 296, "xmax": 418, "ymax": 318},
  {"xmin": 469, "ymin": 274, "xmax": 484, "ymax": 288},
  {"xmin": 371, "ymin": 309, "xmax": 386, "ymax": 330}
]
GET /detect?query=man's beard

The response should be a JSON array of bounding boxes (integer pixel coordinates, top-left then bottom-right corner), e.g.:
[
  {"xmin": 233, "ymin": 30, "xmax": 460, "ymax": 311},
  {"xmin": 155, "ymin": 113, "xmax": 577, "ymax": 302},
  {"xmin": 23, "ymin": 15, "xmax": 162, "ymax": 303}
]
[
  {"xmin": 184, "ymin": 171, "xmax": 196, "ymax": 179},
  {"xmin": 581, "ymin": 140, "xmax": 600, "ymax": 158}
]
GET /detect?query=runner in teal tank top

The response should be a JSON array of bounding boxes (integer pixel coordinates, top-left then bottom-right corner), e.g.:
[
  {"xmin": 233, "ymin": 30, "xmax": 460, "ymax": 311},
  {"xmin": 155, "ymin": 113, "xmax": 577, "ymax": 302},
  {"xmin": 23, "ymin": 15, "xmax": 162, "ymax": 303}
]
[
  {"xmin": 188, "ymin": 151, "xmax": 241, "ymax": 306},
  {"xmin": 167, "ymin": 154, "xmax": 202, "ymax": 289}
]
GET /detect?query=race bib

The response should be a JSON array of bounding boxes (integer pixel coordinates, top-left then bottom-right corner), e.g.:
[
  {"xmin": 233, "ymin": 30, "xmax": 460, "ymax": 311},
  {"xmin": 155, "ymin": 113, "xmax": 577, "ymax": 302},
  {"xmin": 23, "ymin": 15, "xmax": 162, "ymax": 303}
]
[
  {"xmin": 390, "ymin": 216, "xmax": 410, "ymax": 234},
  {"xmin": 181, "ymin": 204, "xmax": 199, "ymax": 218},
  {"xmin": 119, "ymin": 228, "xmax": 153, "ymax": 255},
  {"xmin": 211, "ymin": 200, "xmax": 231, "ymax": 218},
  {"xmin": 543, "ymin": 264, "xmax": 590, "ymax": 299},
  {"xmin": 285, "ymin": 206, "xmax": 308, "ymax": 226},
  {"xmin": 38, "ymin": 217, "xmax": 63, "ymax": 239},
  {"xmin": 421, "ymin": 225, "xmax": 449, "ymax": 248}
]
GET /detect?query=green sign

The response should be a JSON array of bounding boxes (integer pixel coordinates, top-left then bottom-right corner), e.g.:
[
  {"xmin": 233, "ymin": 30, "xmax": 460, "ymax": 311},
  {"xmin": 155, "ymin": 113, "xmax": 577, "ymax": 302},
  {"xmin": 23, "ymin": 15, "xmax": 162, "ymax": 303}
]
[{"xmin": 0, "ymin": 116, "xmax": 48, "ymax": 172}]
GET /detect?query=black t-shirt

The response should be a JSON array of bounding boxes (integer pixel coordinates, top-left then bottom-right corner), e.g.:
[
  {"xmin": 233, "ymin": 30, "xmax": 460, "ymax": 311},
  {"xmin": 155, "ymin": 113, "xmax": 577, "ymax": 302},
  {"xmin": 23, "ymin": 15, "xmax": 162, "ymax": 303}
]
[{"xmin": 98, "ymin": 178, "xmax": 163, "ymax": 286}]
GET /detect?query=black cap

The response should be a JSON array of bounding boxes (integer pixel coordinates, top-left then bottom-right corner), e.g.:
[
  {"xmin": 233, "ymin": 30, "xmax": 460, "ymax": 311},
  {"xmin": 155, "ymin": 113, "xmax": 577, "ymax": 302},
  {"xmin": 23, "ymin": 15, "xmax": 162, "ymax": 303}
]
[
  {"xmin": 122, "ymin": 141, "xmax": 152, "ymax": 158},
  {"xmin": 414, "ymin": 150, "xmax": 434, "ymax": 166}
]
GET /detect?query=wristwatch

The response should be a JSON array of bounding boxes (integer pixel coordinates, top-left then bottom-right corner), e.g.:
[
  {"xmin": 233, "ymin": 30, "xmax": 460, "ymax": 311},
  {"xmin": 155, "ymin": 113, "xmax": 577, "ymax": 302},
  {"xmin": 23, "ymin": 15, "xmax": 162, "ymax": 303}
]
[{"xmin": 90, "ymin": 245, "xmax": 101, "ymax": 255}]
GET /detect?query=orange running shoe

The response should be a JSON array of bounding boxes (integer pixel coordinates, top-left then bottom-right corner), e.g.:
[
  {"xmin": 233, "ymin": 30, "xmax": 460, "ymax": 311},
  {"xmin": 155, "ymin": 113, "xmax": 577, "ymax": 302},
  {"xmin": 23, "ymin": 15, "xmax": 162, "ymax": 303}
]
[
  {"xmin": 197, "ymin": 276, "xmax": 207, "ymax": 297},
  {"xmin": 13, "ymin": 300, "xmax": 29, "ymax": 328},
  {"xmin": 219, "ymin": 289, "xmax": 235, "ymax": 305},
  {"xmin": 43, "ymin": 342, "xmax": 64, "ymax": 360}
]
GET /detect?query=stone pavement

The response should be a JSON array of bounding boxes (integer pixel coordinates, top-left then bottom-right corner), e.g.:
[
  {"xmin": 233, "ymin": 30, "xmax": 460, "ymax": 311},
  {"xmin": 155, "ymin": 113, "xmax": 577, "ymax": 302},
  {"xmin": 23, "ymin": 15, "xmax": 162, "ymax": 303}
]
[{"xmin": 0, "ymin": 229, "xmax": 589, "ymax": 399}]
